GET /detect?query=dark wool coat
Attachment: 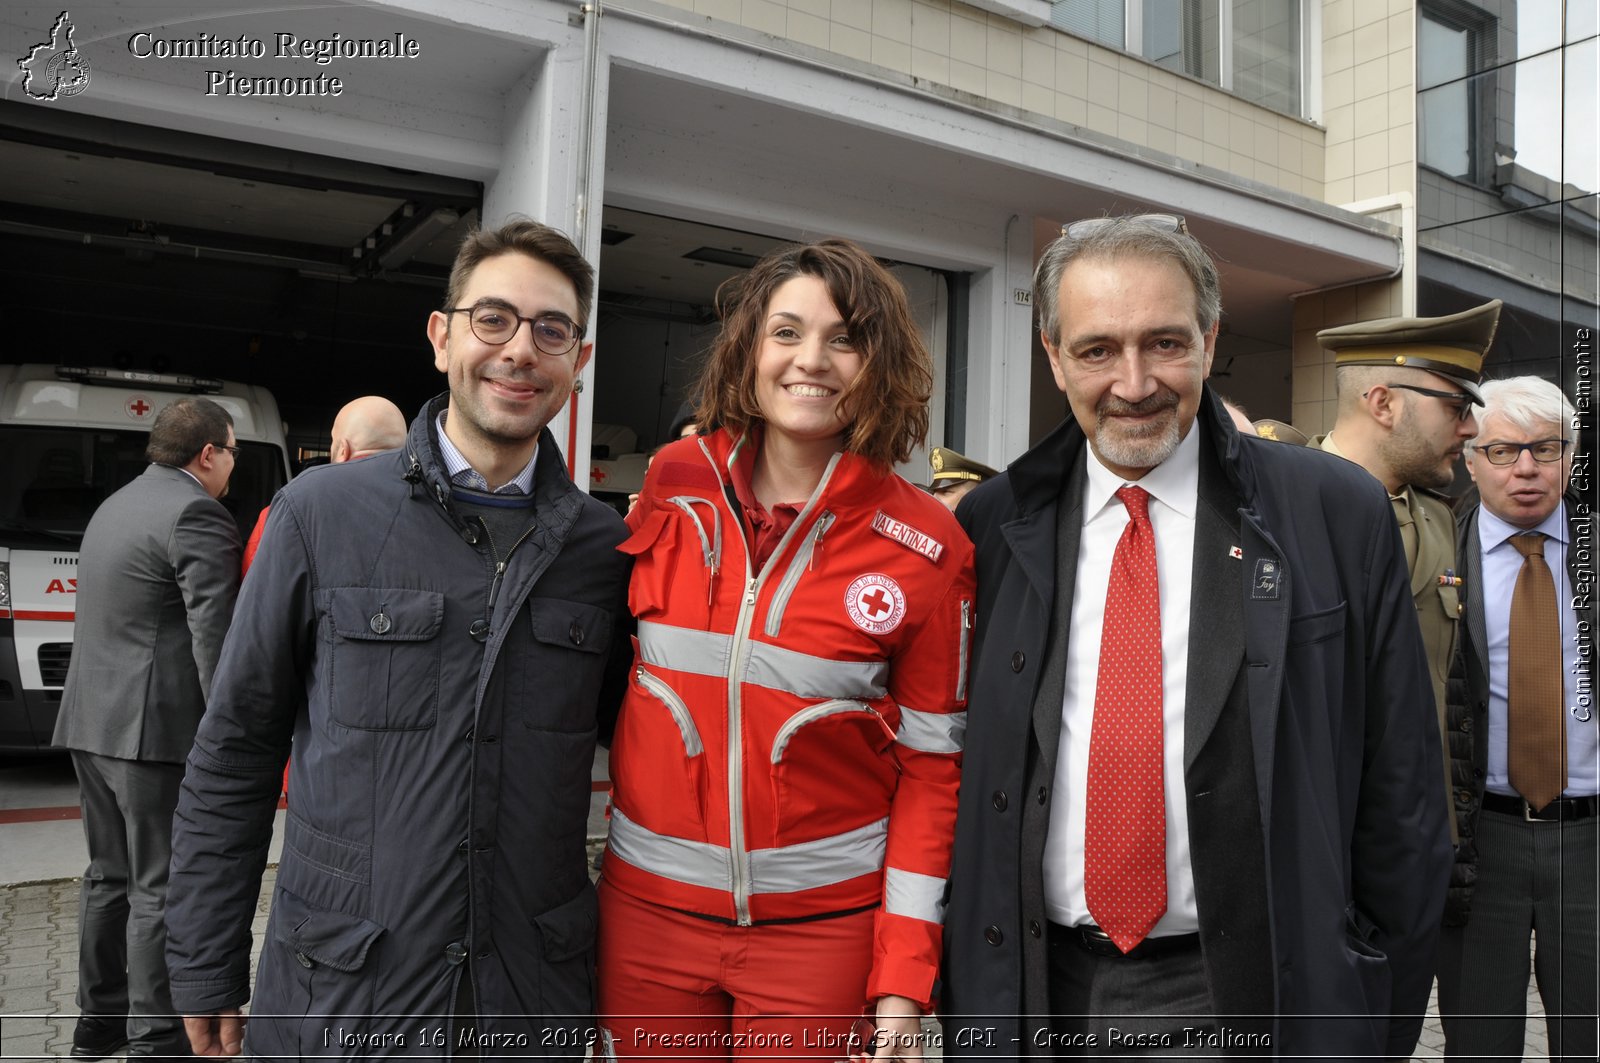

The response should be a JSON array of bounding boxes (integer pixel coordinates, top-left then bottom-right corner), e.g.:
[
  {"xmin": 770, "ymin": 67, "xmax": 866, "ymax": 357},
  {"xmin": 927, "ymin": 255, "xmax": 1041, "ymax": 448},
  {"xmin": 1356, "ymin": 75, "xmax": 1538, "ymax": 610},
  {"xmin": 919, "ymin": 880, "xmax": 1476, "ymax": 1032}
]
[
  {"xmin": 166, "ymin": 395, "xmax": 631, "ymax": 1058},
  {"xmin": 942, "ymin": 390, "xmax": 1451, "ymax": 1060}
]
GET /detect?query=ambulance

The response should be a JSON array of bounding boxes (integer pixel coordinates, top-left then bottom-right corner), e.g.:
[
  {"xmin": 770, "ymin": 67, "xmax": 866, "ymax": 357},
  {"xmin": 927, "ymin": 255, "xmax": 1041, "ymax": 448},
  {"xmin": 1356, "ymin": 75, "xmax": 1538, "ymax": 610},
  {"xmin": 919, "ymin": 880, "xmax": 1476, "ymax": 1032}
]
[{"xmin": 0, "ymin": 365, "xmax": 291, "ymax": 752}]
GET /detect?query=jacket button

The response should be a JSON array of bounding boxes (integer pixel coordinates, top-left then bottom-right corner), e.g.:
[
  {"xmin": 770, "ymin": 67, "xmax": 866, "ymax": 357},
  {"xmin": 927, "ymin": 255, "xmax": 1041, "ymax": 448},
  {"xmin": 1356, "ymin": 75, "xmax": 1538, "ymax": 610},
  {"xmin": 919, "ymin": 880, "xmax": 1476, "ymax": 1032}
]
[
  {"xmin": 461, "ymin": 525, "xmax": 479, "ymax": 545},
  {"xmin": 1461, "ymin": 717, "xmax": 1473, "ymax": 733},
  {"xmin": 469, "ymin": 619, "xmax": 490, "ymax": 642},
  {"xmin": 1456, "ymin": 789, "xmax": 1473, "ymax": 805},
  {"xmin": 1011, "ymin": 651, "xmax": 1025, "ymax": 673},
  {"xmin": 457, "ymin": 838, "xmax": 469, "ymax": 855},
  {"xmin": 992, "ymin": 790, "xmax": 1008, "ymax": 811},
  {"xmin": 482, "ymin": 734, "xmax": 497, "ymax": 744},
  {"xmin": 1030, "ymin": 920, "xmax": 1042, "ymax": 938},
  {"xmin": 984, "ymin": 925, "xmax": 1003, "ymax": 946},
  {"xmin": 1474, "ymin": 768, "xmax": 1486, "ymax": 778},
  {"xmin": 1036, "ymin": 786, "xmax": 1048, "ymax": 805},
  {"xmin": 295, "ymin": 950, "xmax": 314, "ymax": 968},
  {"xmin": 464, "ymin": 728, "xmax": 474, "ymax": 742},
  {"xmin": 369, "ymin": 612, "xmax": 392, "ymax": 635},
  {"xmin": 444, "ymin": 942, "xmax": 468, "ymax": 966},
  {"xmin": 569, "ymin": 620, "xmax": 585, "ymax": 646}
]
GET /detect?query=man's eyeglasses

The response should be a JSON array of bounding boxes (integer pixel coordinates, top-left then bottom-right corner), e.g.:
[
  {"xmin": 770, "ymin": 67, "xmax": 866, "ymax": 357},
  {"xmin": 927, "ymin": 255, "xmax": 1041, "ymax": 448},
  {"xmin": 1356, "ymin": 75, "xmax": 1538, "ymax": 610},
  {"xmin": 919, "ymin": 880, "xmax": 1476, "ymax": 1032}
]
[
  {"xmin": 213, "ymin": 442, "xmax": 240, "ymax": 457},
  {"xmin": 446, "ymin": 304, "xmax": 583, "ymax": 356},
  {"xmin": 1469, "ymin": 438, "xmax": 1571, "ymax": 465},
  {"xmin": 1062, "ymin": 213, "xmax": 1188, "ymax": 239},
  {"xmin": 1384, "ymin": 383, "xmax": 1476, "ymax": 422}
]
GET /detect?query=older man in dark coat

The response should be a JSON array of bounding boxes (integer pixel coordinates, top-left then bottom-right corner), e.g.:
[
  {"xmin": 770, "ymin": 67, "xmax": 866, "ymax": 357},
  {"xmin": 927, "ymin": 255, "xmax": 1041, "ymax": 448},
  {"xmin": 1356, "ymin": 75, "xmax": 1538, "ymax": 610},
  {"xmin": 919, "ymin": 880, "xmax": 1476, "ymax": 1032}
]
[{"xmin": 942, "ymin": 216, "xmax": 1450, "ymax": 1059}]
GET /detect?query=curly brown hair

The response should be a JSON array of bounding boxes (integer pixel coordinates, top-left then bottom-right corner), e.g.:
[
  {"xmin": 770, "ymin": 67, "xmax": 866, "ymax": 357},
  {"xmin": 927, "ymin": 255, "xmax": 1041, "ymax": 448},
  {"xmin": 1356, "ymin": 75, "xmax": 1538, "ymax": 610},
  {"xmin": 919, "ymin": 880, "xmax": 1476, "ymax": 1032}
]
[{"xmin": 694, "ymin": 238, "xmax": 932, "ymax": 468}]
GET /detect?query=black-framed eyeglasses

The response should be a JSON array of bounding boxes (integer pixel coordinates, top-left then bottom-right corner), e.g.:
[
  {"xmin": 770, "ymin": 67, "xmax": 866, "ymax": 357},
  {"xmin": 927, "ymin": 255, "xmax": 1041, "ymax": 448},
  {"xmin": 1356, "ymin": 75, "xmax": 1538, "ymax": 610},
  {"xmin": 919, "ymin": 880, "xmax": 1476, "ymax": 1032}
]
[
  {"xmin": 213, "ymin": 442, "xmax": 241, "ymax": 457},
  {"xmin": 1063, "ymin": 213, "xmax": 1188, "ymax": 239},
  {"xmin": 1385, "ymin": 383, "xmax": 1476, "ymax": 422},
  {"xmin": 446, "ymin": 305, "xmax": 583, "ymax": 356},
  {"xmin": 1469, "ymin": 438, "xmax": 1571, "ymax": 465}
]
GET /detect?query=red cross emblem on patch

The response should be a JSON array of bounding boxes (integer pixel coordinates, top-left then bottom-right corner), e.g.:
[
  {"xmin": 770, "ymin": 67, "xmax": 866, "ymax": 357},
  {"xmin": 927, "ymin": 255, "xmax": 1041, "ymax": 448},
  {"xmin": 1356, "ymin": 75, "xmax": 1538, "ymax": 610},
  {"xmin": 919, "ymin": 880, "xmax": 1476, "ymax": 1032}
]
[
  {"xmin": 844, "ymin": 573, "xmax": 907, "ymax": 635},
  {"xmin": 126, "ymin": 395, "xmax": 153, "ymax": 419}
]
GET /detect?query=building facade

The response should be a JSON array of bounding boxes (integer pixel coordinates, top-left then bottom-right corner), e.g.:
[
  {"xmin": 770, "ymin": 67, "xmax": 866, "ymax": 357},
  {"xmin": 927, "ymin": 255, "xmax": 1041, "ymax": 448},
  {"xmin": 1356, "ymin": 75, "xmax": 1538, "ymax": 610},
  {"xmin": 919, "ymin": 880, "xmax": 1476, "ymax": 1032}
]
[{"xmin": 1, "ymin": 0, "xmax": 1591, "ymax": 481}]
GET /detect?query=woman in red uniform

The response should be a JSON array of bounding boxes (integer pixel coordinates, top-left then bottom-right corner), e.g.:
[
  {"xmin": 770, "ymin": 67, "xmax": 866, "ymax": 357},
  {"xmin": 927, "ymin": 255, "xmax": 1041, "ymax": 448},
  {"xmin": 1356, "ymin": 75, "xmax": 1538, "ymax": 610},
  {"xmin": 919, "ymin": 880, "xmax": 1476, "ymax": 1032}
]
[{"xmin": 598, "ymin": 239, "xmax": 975, "ymax": 1060}]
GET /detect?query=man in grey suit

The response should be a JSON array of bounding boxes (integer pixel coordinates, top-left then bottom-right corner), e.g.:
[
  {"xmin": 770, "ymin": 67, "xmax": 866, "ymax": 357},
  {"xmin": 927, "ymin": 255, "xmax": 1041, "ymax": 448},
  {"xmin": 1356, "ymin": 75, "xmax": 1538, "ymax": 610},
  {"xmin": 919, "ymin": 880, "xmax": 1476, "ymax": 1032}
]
[{"xmin": 53, "ymin": 396, "xmax": 242, "ymax": 1060}]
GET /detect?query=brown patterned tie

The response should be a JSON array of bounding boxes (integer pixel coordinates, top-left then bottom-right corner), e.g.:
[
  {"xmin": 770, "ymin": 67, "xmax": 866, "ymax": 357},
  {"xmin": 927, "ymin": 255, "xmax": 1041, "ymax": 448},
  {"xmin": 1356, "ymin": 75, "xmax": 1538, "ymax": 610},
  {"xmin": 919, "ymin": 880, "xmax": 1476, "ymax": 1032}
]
[{"xmin": 1507, "ymin": 533, "xmax": 1566, "ymax": 811}]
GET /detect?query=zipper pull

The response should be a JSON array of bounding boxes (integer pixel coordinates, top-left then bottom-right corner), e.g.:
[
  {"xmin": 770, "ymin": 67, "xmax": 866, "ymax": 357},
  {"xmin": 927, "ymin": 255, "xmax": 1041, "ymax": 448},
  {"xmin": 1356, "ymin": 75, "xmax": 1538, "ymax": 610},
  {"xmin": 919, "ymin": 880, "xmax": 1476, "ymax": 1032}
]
[
  {"xmin": 487, "ymin": 559, "xmax": 507, "ymax": 611},
  {"xmin": 744, "ymin": 578, "xmax": 758, "ymax": 606},
  {"xmin": 810, "ymin": 512, "xmax": 834, "ymax": 571}
]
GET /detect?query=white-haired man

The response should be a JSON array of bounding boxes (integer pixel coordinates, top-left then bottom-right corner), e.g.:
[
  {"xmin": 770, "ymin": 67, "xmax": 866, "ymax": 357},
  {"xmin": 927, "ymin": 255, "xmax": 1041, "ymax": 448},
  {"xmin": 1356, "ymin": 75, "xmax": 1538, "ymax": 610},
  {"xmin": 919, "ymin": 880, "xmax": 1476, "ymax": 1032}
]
[{"xmin": 1438, "ymin": 375, "xmax": 1596, "ymax": 1061}]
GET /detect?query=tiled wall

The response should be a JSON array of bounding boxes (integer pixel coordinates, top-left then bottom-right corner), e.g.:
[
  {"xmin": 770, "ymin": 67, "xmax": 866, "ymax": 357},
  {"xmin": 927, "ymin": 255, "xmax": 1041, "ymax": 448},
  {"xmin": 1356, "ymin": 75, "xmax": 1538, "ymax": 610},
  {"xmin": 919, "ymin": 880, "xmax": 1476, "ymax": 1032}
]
[
  {"xmin": 648, "ymin": 0, "xmax": 1327, "ymax": 197},
  {"xmin": 1290, "ymin": 278, "xmax": 1406, "ymax": 434},
  {"xmin": 1321, "ymin": 0, "xmax": 1416, "ymax": 206}
]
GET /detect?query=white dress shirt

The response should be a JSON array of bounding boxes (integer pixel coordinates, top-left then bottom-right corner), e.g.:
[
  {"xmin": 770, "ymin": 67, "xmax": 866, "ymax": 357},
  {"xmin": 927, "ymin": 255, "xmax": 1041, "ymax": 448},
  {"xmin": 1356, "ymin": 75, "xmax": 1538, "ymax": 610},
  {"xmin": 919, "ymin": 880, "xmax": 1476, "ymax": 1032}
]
[
  {"xmin": 435, "ymin": 411, "xmax": 537, "ymax": 494},
  {"xmin": 1477, "ymin": 502, "xmax": 1597, "ymax": 798},
  {"xmin": 1044, "ymin": 426, "xmax": 1200, "ymax": 933}
]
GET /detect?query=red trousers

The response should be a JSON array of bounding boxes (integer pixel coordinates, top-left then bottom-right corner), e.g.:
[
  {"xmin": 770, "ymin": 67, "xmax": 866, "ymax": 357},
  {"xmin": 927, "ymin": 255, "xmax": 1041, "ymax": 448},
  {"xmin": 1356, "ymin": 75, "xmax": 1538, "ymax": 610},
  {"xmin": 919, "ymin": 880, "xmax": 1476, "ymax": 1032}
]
[{"xmin": 597, "ymin": 877, "xmax": 874, "ymax": 1061}]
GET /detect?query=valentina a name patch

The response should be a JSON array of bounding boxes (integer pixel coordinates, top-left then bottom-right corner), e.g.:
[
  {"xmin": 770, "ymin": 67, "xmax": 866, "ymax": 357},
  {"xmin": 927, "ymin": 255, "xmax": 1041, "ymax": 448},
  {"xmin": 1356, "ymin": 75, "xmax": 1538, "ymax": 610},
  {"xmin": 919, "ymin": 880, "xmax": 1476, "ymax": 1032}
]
[{"xmin": 871, "ymin": 510, "xmax": 944, "ymax": 563}]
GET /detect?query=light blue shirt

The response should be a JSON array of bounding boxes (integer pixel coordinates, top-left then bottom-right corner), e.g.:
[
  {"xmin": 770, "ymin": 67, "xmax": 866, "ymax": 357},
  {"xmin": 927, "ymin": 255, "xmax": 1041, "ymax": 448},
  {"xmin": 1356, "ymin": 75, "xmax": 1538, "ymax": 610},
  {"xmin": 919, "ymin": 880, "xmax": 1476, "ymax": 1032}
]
[
  {"xmin": 1478, "ymin": 502, "xmax": 1597, "ymax": 797},
  {"xmin": 434, "ymin": 411, "xmax": 536, "ymax": 495}
]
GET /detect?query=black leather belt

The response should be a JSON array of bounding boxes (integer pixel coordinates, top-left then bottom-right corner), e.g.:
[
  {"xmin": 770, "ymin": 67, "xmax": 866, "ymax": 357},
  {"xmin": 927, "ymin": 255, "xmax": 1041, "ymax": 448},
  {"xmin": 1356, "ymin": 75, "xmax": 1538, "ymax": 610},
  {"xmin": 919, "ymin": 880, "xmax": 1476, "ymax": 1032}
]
[
  {"xmin": 1048, "ymin": 921, "xmax": 1200, "ymax": 959},
  {"xmin": 1482, "ymin": 792, "xmax": 1600, "ymax": 822}
]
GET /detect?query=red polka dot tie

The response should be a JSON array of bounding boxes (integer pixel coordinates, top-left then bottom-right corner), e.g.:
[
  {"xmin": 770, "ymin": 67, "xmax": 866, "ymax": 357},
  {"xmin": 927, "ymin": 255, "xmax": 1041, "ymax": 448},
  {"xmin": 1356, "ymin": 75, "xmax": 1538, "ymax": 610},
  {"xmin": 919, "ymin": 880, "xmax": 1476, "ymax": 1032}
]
[{"xmin": 1084, "ymin": 485, "xmax": 1166, "ymax": 953}]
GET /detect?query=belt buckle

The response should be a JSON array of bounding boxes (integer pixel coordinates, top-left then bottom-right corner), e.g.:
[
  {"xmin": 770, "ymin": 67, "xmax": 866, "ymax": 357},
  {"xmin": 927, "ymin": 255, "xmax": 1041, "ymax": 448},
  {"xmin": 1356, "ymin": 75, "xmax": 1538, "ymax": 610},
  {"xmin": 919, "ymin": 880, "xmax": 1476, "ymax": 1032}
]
[{"xmin": 1523, "ymin": 798, "xmax": 1555, "ymax": 822}]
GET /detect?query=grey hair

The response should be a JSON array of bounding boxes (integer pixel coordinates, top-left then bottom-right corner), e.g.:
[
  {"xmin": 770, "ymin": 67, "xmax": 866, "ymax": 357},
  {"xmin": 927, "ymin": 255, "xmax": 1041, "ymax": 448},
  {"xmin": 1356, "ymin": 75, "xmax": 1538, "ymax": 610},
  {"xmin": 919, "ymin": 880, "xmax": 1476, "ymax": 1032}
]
[
  {"xmin": 1476, "ymin": 376, "xmax": 1575, "ymax": 437},
  {"xmin": 1033, "ymin": 217, "xmax": 1223, "ymax": 345}
]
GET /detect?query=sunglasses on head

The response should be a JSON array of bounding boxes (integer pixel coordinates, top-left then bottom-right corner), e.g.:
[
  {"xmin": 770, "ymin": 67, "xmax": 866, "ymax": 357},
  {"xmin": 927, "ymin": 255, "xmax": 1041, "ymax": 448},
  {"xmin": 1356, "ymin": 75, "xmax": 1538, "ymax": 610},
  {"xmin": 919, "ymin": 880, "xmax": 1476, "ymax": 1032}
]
[{"xmin": 1062, "ymin": 213, "xmax": 1188, "ymax": 239}]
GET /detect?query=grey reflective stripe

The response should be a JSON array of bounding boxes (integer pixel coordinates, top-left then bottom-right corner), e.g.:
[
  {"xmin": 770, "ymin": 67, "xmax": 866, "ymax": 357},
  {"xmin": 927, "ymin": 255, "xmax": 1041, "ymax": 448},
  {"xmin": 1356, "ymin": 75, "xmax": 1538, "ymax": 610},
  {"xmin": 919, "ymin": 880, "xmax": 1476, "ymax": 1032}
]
[
  {"xmin": 956, "ymin": 598, "xmax": 971, "ymax": 702},
  {"xmin": 747, "ymin": 642, "xmax": 888, "ymax": 699},
  {"xmin": 606, "ymin": 809, "xmax": 889, "ymax": 895},
  {"xmin": 895, "ymin": 707, "xmax": 967, "ymax": 754},
  {"xmin": 749, "ymin": 817, "xmax": 888, "ymax": 893},
  {"xmin": 607, "ymin": 809, "xmax": 732, "ymax": 892},
  {"xmin": 771, "ymin": 699, "xmax": 874, "ymax": 764},
  {"xmin": 884, "ymin": 867, "xmax": 948, "ymax": 924},
  {"xmin": 634, "ymin": 668, "xmax": 704, "ymax": 757},
  {"xmin": 638, "ymin": 621, "xmax": 889, "ymax": 699},
  {"xmin": 667, "ymin": 496, "xmax": 722, "ymax": 575},
  {"xmin": 638, "ymin": 621, "xmax": 733, "ymax": 678},
  {"xmin": 765, "ymin": 511, "xmax": 834, "ymax": 637}
]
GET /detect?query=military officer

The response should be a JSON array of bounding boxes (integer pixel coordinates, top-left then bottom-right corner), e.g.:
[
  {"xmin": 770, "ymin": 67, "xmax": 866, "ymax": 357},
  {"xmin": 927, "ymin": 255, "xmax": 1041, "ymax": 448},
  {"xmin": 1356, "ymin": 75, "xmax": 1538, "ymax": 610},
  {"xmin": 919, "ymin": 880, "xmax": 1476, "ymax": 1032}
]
[
  {"xmin": 1310, "ymin": 300, "xmax": 1499, "ymax": 838},
  {"xmin": 928, "ymin": 446, "xmax": 999, "ymax": 512},
  {"xmin": 1252, "ymin": 417, "xmax": 1310, "ymax": 445}
]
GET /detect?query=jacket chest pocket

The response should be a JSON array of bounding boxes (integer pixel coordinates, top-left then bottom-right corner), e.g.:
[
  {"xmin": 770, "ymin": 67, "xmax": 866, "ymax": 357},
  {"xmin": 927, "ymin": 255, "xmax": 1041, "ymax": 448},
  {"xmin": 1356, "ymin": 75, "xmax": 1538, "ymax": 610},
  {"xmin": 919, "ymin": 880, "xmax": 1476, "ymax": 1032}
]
[
  {"xmin": 326, "ymin": 588, "xmax": 444, "ymax": 731},
  {"xmin": 519, "ymin": 598, "xmax": 614, "ymax": 733}
]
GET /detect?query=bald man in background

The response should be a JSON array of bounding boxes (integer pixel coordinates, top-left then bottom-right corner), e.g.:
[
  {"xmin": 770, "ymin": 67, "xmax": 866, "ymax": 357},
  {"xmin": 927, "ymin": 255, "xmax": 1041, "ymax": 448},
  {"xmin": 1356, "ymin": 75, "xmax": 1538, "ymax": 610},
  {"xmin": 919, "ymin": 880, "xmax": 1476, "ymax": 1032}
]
[{"xmin": 242, "ymin": 396, "xmax": 407, "ymax": 572}]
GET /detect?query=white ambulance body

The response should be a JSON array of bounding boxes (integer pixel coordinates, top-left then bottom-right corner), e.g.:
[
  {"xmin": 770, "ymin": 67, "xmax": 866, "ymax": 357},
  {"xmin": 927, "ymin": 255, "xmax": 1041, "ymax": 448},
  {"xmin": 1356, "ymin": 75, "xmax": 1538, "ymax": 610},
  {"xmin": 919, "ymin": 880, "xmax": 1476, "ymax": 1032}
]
[{"xmin": 0, "ymin": 365, "xmax": 291, "ymax": 752}]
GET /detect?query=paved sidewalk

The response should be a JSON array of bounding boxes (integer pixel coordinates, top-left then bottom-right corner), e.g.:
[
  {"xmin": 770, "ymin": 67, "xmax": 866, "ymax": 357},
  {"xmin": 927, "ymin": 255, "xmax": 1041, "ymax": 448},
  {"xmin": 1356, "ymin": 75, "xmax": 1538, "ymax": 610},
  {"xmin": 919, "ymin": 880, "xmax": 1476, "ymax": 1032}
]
[{"xmin": 1, "ymin": 853, "xmax": 1549, "ymax": 1061}]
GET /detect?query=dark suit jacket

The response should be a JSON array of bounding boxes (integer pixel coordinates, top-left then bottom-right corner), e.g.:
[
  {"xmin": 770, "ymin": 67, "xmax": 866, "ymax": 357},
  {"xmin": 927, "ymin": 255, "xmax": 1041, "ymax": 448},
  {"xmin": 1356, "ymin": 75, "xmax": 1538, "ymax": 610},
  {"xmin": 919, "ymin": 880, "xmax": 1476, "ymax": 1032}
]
[
  {"xmin": 943, "ymin": 389, "xmax": 1451, "ymax": 1060},
  {"xmin": 1443, "ymin": 495, "xmax": 1596, "ymax": 922},
  {"xmin": 53, "ymin": 463, "xmax": 241, "ymax": 764}
]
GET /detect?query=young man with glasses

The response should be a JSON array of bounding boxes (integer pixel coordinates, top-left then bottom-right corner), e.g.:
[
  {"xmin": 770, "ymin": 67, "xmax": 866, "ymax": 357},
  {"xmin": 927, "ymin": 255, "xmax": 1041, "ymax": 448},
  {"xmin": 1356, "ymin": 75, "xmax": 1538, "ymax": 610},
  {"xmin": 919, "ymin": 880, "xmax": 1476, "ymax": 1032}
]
[
  {"xmin": 166, "ymin": 218, "xmax": 632, "ymax": 1058},
  {"xmin": 1309, "ymin": 301, "xmax": 1500, "ymax": 845},
  {"xmin": 53, "ymin": 397, "xmax": 242, "ymax": 1061},
  {"xmin": 944, "ymin": 214, "xmax": 1449, "ymax": 1059},
  {"xmin": 1438, "ymin": 375, "xmax": 1595, "ymax": 1062}
]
